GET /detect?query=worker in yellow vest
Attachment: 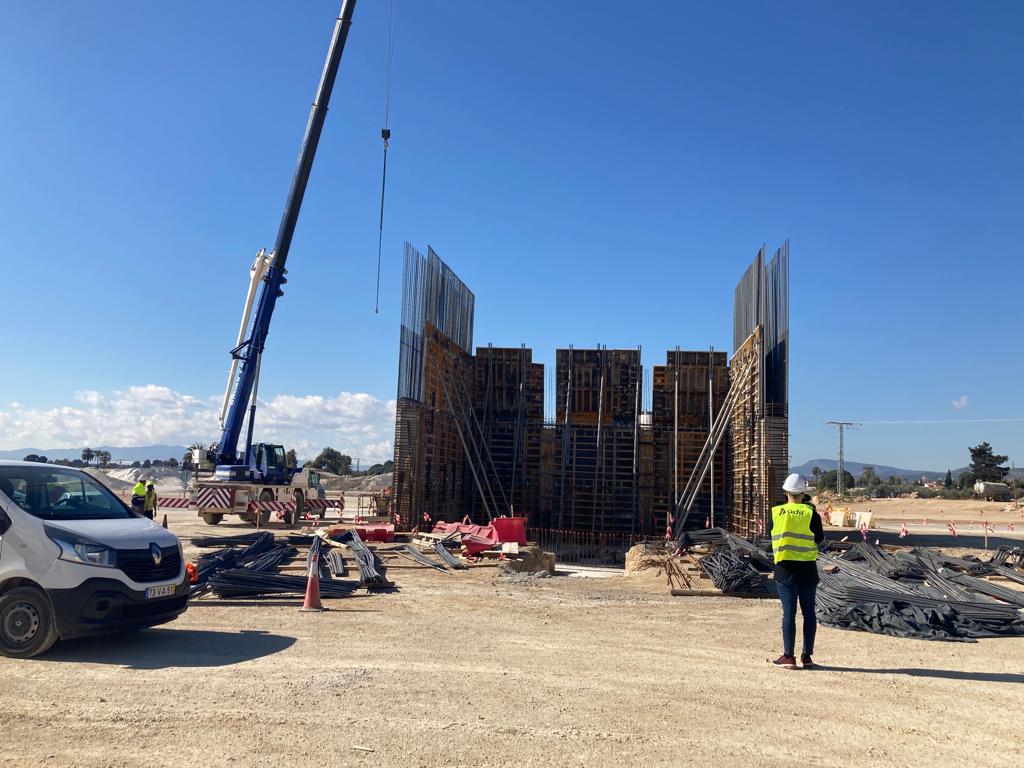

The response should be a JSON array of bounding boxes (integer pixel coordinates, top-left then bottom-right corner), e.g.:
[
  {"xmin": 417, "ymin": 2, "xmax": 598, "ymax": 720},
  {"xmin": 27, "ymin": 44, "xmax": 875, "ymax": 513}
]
[
  {"xmin": 129, "ymin": 479, "xmax": 147, "ymax": 516},
  {"xmin": 144, "ymin": 480, "xmax": 158, "ymax": 521},
  {"xmin": 770, "ymin": 473, "xmax": 823, "ymax": 670}
]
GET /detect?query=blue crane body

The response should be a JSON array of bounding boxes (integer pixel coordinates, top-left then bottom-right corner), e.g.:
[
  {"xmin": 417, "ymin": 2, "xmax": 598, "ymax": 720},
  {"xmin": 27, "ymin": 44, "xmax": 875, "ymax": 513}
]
[{"xmin": 215, "ymin": 0, "xmax": 357, "ymax": 483}]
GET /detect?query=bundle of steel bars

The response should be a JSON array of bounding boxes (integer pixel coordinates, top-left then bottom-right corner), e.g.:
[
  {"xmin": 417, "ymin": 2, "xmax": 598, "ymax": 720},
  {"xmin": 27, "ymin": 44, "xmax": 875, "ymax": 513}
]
[
  {"xmin": 380, "ymin": 544, "xmax": 449, "ymax": 572},
  {"xmin": 697, "ymin": 547, "xmax": 766, "ymax": 593},
  {"xmin": 189, "ymin": 533, "xmax": 295, "ymax": 598},
  {"xmin": 191, "ymin": 532, "xmax": 267, "ymax": 548},
  {"xmin": 433, "ymin": 539, "xmax": 468, "ymax": 569},
  {"xmin": 208, "ymin": 570, "xmax": 362, "ymax": 599},
  {"xmin": 816, "ymin": 551, "xmax": 1024, "ymax": 640},
  {"xmin": 338, "ymin": 530, "xmax": 391, "ymax": 587}
]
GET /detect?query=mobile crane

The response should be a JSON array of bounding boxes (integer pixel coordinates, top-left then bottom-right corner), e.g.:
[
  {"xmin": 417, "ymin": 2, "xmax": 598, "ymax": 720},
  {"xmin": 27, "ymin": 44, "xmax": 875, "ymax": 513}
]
[{"xmin": 191, "ymin": 0, "xmax": 356, "ymax": 526}]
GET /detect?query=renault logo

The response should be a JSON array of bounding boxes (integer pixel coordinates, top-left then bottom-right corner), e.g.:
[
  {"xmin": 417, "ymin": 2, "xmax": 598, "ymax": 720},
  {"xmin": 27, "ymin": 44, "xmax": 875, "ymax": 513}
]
[{"xmin": 150, "ymin": 543, "xmax": 163, "ymax": 566}]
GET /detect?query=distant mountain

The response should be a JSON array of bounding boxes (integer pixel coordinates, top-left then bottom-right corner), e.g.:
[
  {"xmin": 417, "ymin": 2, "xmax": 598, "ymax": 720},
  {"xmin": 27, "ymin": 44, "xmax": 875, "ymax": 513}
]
[
  {"xmin": 0, "ymin": 445, "xmax": 188, "ymax": 463},
  {"xmin": 791, "ymin": 459, "xmax": 968, "ymax": 482}
]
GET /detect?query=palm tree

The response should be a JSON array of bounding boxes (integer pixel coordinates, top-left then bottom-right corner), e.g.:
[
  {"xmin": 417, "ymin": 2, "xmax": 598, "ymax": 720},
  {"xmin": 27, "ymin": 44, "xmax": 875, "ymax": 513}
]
[{"xmin": 81, "ymin": 447, "xmax": 95, "ymax": 465}]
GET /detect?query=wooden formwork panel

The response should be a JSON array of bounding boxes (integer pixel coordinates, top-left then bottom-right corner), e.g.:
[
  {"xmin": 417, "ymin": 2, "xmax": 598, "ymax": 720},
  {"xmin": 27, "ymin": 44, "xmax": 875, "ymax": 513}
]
[
  {"xmin": 392, "ymin": 323, "xmax": 476, "ymax": 527},
  {"xmin": 473, "ymin": 346, "xmax": 544, "ymax": 421},
  {"xmin": 554, "ymin": 348, "xmax": 641, "ymax": 425},
  {"xmin": 651, "ymin": 351, "xmax": 729, "ymax": 429},
  {"xmin": 540, "ymin": 424, "xmax": 644, "ymax": 536},
  {"xmin": 726, "ymin": 328, "xmax": 784, "ymax": 539}
]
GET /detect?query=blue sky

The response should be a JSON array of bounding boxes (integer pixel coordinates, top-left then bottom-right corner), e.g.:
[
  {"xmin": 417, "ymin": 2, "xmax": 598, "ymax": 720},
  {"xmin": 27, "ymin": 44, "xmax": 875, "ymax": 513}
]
[{"xmin": 1, "ymin": 1, "xmax": 1021, "ymax": 469}]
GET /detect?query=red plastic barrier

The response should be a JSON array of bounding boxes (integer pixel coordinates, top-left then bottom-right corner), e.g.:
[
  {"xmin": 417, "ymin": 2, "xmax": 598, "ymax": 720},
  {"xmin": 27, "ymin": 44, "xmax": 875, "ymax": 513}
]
[
  {"xmin": 431, "ymin": 521, "xmax": 498, "ymax": 541},
  {"xmin": 355, "ymin": 523, "xmax": 394, "ymax": 542},
  {"xmin": 491, "ymin": 516, "xmax": 527, "ymax": 545}
]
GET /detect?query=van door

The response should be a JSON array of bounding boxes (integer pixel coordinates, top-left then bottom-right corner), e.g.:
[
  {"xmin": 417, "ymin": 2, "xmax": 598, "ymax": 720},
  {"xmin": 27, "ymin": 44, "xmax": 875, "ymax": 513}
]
[
  {"xmin": 0, "ymin": 478, "xmax": 26, "ymax": 562},
  {"xmin": 0, "ymin": 507, "xmax": 8, "ymax": 560}
]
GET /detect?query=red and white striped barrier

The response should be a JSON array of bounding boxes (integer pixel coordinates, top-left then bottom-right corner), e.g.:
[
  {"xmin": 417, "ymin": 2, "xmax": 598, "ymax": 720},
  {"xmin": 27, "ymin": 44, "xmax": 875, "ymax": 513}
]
[
  {"xmin": 252, "ymin": 499, "xmax": 344, "ymax": 513},
  {"xmin": 948, "ymin": 521, "xmax": 957, "ymax": 537},
  {"xmin": 859, "ymin": 523, "xmax": 867, "ymax": 541},
  {"xmin": 899, "ymin": 522, "xmax": 908, "ymax": 539},
  {"xmin": 304, "ymin": 498, "xmax": 344, "ymax": 510},
  {"xmin": 160, "ymin": 498, "xmax": 191, "ymax": 509},
  {"xmin": 196, "ymin": 486, "xmax": 235, "ymax": 509}
]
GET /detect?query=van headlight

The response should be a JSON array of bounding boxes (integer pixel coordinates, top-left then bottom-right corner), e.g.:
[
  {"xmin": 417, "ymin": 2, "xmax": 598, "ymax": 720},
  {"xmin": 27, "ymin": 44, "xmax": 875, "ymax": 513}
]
[{"xmin": 45, "ymin": 526, "xmax": 117, "ymax": 568}]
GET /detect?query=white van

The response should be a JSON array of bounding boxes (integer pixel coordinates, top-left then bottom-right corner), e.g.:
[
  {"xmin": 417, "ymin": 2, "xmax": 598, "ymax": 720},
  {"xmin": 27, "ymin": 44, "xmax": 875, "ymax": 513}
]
[{"xmin": 0, "ymin": 461, "xmax": 188, "ymax": 657}]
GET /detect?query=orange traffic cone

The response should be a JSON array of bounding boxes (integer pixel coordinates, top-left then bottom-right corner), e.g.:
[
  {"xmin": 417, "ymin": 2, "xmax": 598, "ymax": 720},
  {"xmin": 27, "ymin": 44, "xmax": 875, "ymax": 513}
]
[
  {"xmin": 299, "ymin": 555, "xmax": 324, "ymax": 612},
  {"xmin": 161, "ymin": 514, "xmax": 168, "ymax": 529}
]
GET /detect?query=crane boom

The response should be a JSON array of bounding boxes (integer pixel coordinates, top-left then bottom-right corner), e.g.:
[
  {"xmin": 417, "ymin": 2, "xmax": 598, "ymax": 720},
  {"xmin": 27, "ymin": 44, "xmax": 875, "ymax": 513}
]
[{"xmin": 217, "ymin": 0, "xmax": 358, "ymax": 471}]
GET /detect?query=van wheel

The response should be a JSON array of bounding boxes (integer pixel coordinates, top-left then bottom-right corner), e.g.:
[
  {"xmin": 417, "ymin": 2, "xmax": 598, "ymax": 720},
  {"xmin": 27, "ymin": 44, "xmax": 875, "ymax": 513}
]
[
  {"xmin": 202, "ymin": 513, "xmax": 224, "ymax": 526},
  {"xmin": 0, "ymin": 587, "xmax": 59, "ymax": 659}
]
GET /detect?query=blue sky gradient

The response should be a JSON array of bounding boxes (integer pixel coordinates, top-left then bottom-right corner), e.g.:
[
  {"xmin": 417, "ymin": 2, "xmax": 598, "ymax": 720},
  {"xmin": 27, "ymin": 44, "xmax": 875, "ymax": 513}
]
[{"xmin": 1, "ymin": 1, "xmax": 1021, "ymax": 468}]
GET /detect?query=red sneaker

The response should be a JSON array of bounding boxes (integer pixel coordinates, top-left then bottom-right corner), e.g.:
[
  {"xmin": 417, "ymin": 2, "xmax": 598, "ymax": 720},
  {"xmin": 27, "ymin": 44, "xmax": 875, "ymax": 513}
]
[
  {"xmin": 801, "ymin": 654, "xmax": 817, "ymax": 669},
  {"xmin": 771, "ymin": 654, "xmax": 798, "ymax": 669}
]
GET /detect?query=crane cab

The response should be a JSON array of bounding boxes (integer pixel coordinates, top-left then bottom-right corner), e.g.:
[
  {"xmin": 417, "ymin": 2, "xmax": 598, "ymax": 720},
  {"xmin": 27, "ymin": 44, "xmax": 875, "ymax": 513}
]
[{"xmin": 215, "ymin": 442, "xmax": 294, "ymax": 485}]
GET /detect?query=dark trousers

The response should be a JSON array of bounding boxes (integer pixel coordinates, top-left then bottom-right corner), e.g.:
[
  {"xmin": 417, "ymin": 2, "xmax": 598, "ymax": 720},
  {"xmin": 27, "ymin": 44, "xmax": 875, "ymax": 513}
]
[{"xmin": 777, "ymin": 580, "xmax": 817, "ymax": 657}]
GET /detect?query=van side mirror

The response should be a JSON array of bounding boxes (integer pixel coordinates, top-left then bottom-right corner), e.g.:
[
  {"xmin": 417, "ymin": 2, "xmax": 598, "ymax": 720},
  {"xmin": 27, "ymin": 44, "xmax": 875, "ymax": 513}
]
[{"xmin": 0, "ymin": 510, "xmax": 11, "ymax": 536}]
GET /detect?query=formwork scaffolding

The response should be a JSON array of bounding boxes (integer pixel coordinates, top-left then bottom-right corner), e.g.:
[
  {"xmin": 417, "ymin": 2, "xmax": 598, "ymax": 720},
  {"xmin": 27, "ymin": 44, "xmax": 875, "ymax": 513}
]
[
  {"xmin": 541, "ymin": 347, "xmax": 644, "ymax": 537},
  {"xmin": 392, "ymin": 244, "xmax": 477, "ymax": 527},
  {"xmin": 391, "ymin": 239, "xmax": 789, "ymax": 554},
  {"xmin": 727, "ymin": 242, "xmax": 790, "ymax": 536},
  {"xmin": 471, "ymin": 344, "xmax": 544, "ymax": 521},
  {"xmin": 651, "ymin": 349, "xmax": 730, "ymax": 535}
]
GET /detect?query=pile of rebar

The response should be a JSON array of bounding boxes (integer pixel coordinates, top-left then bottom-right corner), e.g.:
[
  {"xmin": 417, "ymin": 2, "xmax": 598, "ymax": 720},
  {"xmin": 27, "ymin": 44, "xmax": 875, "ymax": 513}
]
[
  {"xmin": 380, "ymin": 544, "xmax": 449, "ymax": 572},
  {"xmin": 681, "ymin": 527, "xmax": 774, "ymax": 569},
  {"xmin": 433, "ymin": 539, "xmax": 468, "ymax": 570},
  {"xmin": 191, "ymin": 532, "xmax": 267, "ymax": 549},
  {"xmin": 190, "ymin": 532, "xmax": 296, "ymax": 597},
  {"xmin": 208, "ymin": 570, "xmax": 362, "ymax": 599},
  {"xmin": 698, "ymin": 547, "xmax": 766, "ymax": 594},
  {"xmin": 338, "ymin": 530, "xmax": 391, "ymax": 587},
  {"xmin": 816, "ymin": 551, "xmax": 1024, "ymax": 641},
  {"xmin": 327, "ymin": 550, "xmax": 347, "ymax": 577}
]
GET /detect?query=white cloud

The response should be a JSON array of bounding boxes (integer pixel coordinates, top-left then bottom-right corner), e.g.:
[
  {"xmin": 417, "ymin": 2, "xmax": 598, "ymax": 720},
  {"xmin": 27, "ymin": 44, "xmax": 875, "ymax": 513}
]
[
  {"xmin": 952, "ymin": 395, "xmax": 969, "ymax": 411},
  {"xmin": 0, "ymin": 385, "xmax": 396, "ymax": 462}
]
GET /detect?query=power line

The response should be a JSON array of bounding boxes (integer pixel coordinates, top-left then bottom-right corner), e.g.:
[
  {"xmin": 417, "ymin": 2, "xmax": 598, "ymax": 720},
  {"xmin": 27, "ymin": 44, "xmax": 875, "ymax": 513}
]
[{"xmin": 847, "ymin": 417, "xmax": 1024, "ymax": 425}]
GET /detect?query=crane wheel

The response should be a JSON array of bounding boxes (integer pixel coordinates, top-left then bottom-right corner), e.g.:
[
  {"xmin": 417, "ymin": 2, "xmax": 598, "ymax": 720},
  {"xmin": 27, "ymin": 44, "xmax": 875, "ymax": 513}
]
[
  {"xmin": 290, "ymin": 491, "xmax": 305, "ymax": 528},
  {"xmin": 257, "ymin": 489, "xmax": 274, "ymax": 526}
]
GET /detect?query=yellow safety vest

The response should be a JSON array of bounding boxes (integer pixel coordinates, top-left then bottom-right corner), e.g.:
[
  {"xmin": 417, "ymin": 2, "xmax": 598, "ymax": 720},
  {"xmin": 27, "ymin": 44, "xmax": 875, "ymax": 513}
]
[
  {"xmin": 145, "ymin": 488, "xmax": 157, "ymax": 511},
  {"xmin": 131, "ymin": 482, "xmax": 146, "ymax": 498},
  {"xmin": 771, "ymin": 503, "xmax": 818, "ymax": 562}
]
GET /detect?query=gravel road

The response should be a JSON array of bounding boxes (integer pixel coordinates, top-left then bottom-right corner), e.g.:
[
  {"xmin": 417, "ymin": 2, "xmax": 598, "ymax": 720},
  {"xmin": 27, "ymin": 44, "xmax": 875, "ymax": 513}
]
[{"xmin": 2, "ymin": 508, "xmax": 1022, "ymax": 768}]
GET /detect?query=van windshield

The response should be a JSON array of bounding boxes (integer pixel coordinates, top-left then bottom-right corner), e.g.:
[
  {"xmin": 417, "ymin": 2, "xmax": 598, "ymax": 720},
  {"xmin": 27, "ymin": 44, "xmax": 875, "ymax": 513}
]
[{"xmin": 0, "ymin": 466, "xmax": 133, "ymax": 521}]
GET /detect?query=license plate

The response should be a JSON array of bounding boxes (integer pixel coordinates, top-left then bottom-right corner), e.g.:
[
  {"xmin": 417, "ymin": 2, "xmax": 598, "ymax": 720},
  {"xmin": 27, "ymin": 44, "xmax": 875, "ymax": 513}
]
[{"xmin": 145, "ymin": 584, "xmax": 175, "ymax": 599}]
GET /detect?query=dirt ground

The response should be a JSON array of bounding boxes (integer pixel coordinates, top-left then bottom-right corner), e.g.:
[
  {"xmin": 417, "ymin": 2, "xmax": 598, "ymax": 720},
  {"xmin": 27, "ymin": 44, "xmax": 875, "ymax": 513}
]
[{"xmin": 2, "ymin": 508, "xmax": 1023, "ymax": 768}]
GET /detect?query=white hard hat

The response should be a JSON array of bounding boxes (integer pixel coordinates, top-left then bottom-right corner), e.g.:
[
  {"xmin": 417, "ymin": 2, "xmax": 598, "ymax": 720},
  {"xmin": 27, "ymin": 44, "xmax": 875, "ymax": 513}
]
[{"xmin": 782, "ymin": 473, "xmax": 807, "ymax": 493}]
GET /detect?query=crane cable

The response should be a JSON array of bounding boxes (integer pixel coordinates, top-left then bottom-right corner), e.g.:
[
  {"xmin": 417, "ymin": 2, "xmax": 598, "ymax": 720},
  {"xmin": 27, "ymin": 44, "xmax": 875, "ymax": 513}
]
[{"xmin": 374, "ymin": 0, "xmax": 398, "ymax": 314}]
